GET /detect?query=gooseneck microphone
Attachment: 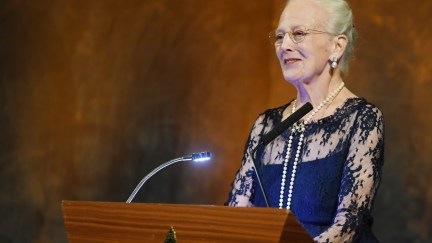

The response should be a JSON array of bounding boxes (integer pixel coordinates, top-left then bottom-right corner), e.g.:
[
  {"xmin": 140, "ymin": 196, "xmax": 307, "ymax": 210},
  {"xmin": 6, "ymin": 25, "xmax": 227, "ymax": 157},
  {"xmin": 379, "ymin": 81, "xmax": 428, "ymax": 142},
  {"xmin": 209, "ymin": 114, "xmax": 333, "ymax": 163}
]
[
  {"xmin": 250, "ymin": 102, "xmax": 313, "ymax": 208},
  {"xmin": 126, "ymin": 151, "xmax": 212, "ymax": 203}
]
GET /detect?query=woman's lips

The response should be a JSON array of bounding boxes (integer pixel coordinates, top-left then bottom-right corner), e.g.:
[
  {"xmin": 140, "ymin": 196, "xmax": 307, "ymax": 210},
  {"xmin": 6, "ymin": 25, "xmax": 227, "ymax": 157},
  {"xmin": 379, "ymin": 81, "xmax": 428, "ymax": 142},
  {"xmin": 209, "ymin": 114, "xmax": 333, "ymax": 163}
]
[{"xmin": 284, "ymin": 58, "xmax": 301, "ymax": 64}]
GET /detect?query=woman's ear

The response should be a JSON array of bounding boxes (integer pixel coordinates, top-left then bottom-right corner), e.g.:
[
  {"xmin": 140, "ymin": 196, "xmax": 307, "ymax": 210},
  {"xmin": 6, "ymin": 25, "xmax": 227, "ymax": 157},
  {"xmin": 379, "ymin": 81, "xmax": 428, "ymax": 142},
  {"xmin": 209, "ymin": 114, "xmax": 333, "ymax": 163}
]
[{"xmin": 332, "ymin": 34, "xmax": 348, "ymax": 60}]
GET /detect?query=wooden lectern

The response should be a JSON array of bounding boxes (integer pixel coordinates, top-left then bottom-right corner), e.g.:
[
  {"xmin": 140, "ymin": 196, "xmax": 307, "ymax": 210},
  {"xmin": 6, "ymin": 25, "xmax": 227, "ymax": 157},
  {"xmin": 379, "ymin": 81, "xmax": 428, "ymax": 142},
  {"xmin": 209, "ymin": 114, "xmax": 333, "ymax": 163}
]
[{"xmin": 62, "ymin": 201, "xmax": 313, "ymax": 242}]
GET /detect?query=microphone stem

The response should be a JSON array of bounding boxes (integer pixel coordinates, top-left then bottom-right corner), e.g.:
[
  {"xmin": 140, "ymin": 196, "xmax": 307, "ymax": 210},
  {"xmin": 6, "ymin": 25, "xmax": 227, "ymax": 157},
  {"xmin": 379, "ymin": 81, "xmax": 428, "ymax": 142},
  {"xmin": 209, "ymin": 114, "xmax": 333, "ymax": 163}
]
[
  {"xmin": 126, "ymin": 156, "xmax": 191, "ymax": 203},
  {"xmin": 251, "ymin": 145, "xmax": 270, "ymax": 208}
]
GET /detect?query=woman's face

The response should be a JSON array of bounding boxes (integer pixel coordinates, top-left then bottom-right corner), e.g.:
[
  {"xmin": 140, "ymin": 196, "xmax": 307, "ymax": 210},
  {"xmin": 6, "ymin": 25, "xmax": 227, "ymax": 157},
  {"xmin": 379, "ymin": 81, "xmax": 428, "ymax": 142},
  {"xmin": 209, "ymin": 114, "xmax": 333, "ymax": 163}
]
[{"xmin": 275, "ymin": 0, "xmax": 334, "ymax": 84}]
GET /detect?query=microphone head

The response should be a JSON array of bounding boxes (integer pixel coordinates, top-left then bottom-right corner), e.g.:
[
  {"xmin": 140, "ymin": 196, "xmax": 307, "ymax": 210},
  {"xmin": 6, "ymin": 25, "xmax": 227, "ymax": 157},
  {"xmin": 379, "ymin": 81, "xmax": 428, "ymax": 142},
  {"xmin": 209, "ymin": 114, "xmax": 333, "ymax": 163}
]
[
  {"xmin": 191, "ymin": 151, "xmax": 212, "ymax": 162},
  {"xmin": 303, "ymin": 102, "xmax": 313, "ymax": 111},
  {"xmin": 260, "ymin": 102, "xmax": 313, "ymax": 146}
]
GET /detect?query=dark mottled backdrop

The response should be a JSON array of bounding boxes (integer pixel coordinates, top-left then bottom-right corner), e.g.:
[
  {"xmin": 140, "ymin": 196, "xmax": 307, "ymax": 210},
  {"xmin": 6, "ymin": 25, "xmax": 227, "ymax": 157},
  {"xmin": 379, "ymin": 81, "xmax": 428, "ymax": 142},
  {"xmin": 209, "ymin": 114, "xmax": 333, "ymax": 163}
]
[{"xmin": 0, "ymin": 0, "xmax": 431, "ymax": 242}]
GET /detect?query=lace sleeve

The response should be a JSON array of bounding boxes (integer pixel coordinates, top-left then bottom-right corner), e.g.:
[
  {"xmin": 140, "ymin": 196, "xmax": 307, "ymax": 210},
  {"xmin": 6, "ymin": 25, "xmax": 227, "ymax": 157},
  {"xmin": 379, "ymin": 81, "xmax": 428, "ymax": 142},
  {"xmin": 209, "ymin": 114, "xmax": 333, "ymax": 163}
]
[
  {"xmin": 315, "ymin": 105, "xmax": 384, "ymax": 242},
  {"xmin": 225, "ymin": 113, "xmax": 268, "ymax": 207}
]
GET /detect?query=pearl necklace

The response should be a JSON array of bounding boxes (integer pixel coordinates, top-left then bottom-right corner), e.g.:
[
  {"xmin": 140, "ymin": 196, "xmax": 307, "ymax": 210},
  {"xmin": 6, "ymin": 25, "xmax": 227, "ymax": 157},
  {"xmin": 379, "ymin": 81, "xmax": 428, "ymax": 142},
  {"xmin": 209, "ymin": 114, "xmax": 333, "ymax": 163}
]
[{"xmin": 279, "ymin": 82, "xmax": 345, "ymax": 210}]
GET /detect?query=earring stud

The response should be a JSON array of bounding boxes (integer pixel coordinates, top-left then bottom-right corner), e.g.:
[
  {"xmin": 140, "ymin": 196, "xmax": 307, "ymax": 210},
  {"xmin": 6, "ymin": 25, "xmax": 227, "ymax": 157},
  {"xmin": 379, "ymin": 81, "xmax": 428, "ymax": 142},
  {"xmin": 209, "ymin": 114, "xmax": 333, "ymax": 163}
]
[{"xmin": 331, "ymin": 57, "xmax": 338, "ymax": 69}]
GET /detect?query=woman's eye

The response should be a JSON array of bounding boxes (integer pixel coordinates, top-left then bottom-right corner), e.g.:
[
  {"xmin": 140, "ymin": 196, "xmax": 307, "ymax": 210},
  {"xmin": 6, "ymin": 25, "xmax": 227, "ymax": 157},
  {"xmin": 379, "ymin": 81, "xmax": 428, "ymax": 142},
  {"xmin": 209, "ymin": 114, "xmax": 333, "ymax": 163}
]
[
  {"xmin": 276, "ymin": 34, "xmax": 285, "ymax": 40},
  {"xmin": 293, "ymin": 30, "xmax": 307, "ymax": 36}
]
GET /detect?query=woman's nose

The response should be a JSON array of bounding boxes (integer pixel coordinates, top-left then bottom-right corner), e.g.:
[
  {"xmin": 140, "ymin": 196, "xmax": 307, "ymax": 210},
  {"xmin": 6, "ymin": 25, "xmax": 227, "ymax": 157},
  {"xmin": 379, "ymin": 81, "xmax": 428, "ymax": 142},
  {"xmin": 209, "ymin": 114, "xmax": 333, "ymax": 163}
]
[{"xmin": 280, "ymin": 34, "xmax": 295, "ymax": 51}]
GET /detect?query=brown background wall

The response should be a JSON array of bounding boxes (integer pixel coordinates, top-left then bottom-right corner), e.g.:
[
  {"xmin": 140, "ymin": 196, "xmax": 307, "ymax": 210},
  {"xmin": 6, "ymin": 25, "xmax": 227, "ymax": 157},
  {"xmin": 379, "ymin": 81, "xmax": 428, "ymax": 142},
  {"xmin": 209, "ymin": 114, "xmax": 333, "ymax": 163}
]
[{"xmin": 0, "ymin": 0, "xmax": 431, "ymax": 242}]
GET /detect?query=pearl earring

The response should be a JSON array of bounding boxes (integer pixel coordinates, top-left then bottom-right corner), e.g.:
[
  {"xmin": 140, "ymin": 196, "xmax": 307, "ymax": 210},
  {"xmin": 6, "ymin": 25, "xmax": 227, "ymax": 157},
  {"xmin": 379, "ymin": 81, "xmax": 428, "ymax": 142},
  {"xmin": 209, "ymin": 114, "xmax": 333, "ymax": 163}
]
[{"xmin": 331, "ymin": 57, "xmax": 338, "ymax": 69}]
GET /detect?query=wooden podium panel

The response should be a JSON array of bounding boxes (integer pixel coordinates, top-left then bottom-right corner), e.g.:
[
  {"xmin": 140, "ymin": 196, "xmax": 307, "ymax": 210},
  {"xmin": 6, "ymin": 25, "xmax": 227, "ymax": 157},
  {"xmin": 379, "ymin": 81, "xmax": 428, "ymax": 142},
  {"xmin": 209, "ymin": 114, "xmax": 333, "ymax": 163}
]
[{"xmin": 62, "ymin": 201, "xmax": 313, "ymax": 243}]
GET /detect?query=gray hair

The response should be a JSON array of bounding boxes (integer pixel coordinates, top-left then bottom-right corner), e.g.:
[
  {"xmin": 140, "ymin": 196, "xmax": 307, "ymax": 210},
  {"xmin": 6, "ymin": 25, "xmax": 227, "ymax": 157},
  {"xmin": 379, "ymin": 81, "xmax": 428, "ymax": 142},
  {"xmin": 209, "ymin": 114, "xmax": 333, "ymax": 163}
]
[{"xmin": 286, "ymin": 0, "xmax": 356, "ymax": 74}]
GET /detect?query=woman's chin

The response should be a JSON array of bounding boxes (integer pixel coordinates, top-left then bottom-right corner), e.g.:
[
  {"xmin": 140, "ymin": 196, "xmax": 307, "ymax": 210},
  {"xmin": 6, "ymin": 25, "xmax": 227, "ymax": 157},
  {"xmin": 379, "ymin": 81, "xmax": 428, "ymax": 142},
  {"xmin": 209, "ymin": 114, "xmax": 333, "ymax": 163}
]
[{"xmin": 282, "ymin": 72, "xmax": 303, "ymax": 84}]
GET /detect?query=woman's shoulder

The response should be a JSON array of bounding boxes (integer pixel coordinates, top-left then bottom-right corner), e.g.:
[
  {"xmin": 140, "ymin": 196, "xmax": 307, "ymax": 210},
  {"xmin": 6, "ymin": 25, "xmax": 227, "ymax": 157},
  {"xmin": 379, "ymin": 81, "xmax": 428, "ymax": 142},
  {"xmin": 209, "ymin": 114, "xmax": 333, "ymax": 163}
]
[
  {"xmin": 348, "ymin": 98, "xmax": 384, "ymax": 119},
  {"xmin": 249, "ymin": 101, "xmax": 293, "ymax": 135},
  {"xmin": 337, "ymin": 97, "xmax": 384, "ymax": 119},
  {"xmin": 339, "ymin": 98, "xmax": 385, "ymax": 138},
  {"xmin": 252, "ymin": 101, "xmax": 292, "ymax": 125},
  {"xmin": 259, "ymin": 100, "xmax": 293, "ymax": 119}
]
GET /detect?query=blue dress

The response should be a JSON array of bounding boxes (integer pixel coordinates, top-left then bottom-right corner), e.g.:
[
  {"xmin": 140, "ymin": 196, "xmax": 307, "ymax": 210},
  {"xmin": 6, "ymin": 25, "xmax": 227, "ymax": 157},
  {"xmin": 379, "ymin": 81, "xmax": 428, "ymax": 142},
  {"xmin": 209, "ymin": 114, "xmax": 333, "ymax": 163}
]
[{"xmin": 226, "ymin": 98, "xmax": 384, "ymax": 243}]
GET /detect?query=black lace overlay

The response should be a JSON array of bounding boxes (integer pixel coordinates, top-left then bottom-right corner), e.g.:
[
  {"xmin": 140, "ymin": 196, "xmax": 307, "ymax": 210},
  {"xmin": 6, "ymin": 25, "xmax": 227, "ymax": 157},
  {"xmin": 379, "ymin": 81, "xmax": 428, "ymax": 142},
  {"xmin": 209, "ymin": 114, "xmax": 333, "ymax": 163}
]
[{"xmin": 226, "ymin": 98, "xmax": 384, "ymax": 243}]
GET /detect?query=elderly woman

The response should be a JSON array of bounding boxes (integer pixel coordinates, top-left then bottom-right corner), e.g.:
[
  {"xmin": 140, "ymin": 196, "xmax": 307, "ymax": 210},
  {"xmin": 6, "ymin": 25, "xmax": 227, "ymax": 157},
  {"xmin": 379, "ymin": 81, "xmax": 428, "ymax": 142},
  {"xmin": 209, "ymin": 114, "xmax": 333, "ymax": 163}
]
[{"xmin": 225, "ymin": 0, "xmax": 384, "ymax": 242}]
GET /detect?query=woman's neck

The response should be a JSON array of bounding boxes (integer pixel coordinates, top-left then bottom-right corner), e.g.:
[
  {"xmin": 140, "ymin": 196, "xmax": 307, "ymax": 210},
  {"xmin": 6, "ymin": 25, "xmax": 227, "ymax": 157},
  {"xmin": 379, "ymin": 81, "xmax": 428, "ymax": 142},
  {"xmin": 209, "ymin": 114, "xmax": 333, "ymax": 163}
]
[{"xmin": 293, "ymin": 74, "xmax": 344, "ymax": 109}]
